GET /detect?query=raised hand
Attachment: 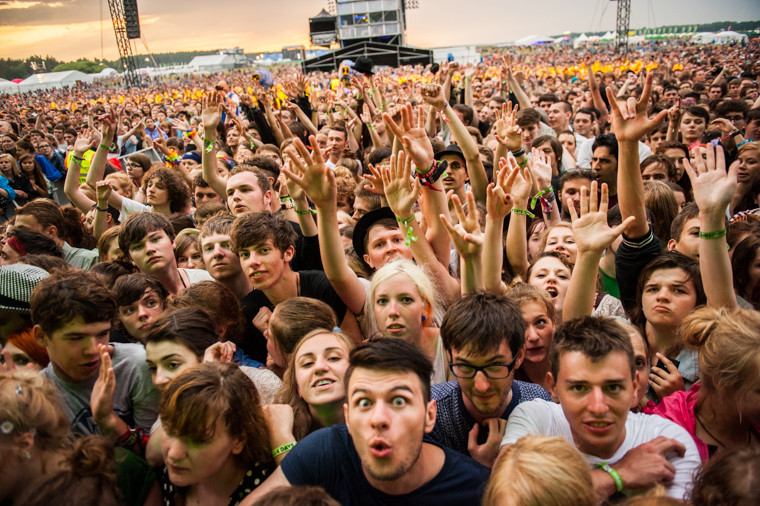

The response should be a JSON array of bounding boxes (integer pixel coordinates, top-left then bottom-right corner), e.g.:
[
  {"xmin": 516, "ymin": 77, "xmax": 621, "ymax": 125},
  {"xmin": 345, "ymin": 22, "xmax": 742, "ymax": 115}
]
[
  {"xmin": 500, "ymin": 156, "xmax": 533, "ymax": 208},
  {"xmin": 201, "ymin": 92, "xmax": 223, "ymax": 130},
  {"xmin": 607, "ymin": 73, "xmax": 668, "ymax": 142},
  {"xmin": 684, "ymin": 144, "xmax": 736, "ymax": 214},
  {"xmin": 487, "ymin": 158, "xmax": 519, "ymax": 218},
  {"xmin": 494, "ymin": 102, "xmax": 522, "ymax": 152},
  {"xmin": 73, "ymin": 129, "xmax": 95, "ymax": 155},
  {"xmin": 98, "ymin": 108, "xmax": 118, "ymax": 142},
  {"xmin": 203, "ymin": 341, "xmax": 236, "ymax": 363},
  {"xmin": 381, "ymin": 150, "xmax": 419, "ymax": 219},
  {"xmin": 420, "ymin": 83, "xmax": 447, "ymax": 110},
  {"xmin": 90, "ymin": 344, "xmax": 119, "ymax": 437},
  {"xmin": 529, "ymin": 147, "xmax": 553, "ymax": 185},
  {"xmin": 363, "ymin": 162, "xmax": 386, "ymax": 197},
  {"xmin": 96, "ymin": 180, "xmax": 112, "ymax": 205},
  {"xmin": 568, "ymin": 181, "xmax": 635, "ymax": 254},
  {"xmin": 282, "ymin": 136, "xmax": 336, "ymax": 209},
  {"xmin": 667, "ymin": 99, "xmax": 681, "ymax": 126},
  {"xmin": 383, "ymin": 103, "xmax": 435, "ymax": 170},
  {"xmin": 441, "ymin": 190, "xmax": 483, "ymax": 259}
]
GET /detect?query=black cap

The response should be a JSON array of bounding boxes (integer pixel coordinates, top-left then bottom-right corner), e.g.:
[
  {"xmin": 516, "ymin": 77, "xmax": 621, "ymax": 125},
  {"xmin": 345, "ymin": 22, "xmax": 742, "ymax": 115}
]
[
  {"xmin": 353, "ymin": 56, "xmax": 375, "ymax": 76},
  {"xmin": 352, "ymin": 206, "xmax": 396, "ymax": 265},
  {"xmin": 434, "ymin": 144, "xmax": 465, "ymax": 162}
]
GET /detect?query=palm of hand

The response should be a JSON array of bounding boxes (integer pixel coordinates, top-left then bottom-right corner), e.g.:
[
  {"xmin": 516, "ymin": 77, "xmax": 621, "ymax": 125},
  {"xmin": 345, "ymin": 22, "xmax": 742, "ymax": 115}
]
[
  {"xmin": 384, "ymin": 176, "xmax": 416, "ymax": 215},
  {"xmin": 573, "ymin": 213, "xmax": 616, "ymax": 252},
  {"xmin": 401, "ymin": 128, "xmax": 434, "ymax": 166},
  {"xmin": 692, "ymin": 171, "xmax": 735, "ymax": 210},
  {"xmin": 531, "ymin": 159, "xmax": 552, "ymax": 183}
]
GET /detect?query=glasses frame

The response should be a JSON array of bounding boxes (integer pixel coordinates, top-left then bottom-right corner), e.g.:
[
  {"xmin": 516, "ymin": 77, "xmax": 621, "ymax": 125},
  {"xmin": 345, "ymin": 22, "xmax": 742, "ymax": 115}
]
[{"xmin": 448, "ymin": 353, "xmax": 519, "ymax": 380}]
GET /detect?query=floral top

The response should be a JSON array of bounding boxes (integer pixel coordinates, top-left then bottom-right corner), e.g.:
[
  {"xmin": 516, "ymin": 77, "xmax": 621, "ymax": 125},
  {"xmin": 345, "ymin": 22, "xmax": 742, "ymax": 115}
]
[{"xmin": 159, "ymin": 460, "xmax": 275, "ymax": 506}]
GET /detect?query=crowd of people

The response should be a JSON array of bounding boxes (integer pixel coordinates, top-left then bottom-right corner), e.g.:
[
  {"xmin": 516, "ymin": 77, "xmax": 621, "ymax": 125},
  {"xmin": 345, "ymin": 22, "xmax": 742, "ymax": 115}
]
[{"xmin": 1, "ymin": 38, "xmax": 759, "ymax": 505}]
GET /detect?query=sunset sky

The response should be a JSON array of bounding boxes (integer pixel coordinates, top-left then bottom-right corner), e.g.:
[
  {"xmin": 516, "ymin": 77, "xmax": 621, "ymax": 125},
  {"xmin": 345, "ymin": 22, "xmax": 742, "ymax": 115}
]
[{"xmin": 1, "ymin": 0, "xmax": 759, "ymax": 61}]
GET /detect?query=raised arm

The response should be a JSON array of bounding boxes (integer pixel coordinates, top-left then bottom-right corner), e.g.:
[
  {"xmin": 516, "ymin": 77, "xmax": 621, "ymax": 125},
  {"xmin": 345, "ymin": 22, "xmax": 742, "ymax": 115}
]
[
  {"xmin": 93, "ymin": 181, "xmax": 112, "ymax": 241},
  {"xmin": 200, "ymin": 93, "xmax": 229, "ymax": 199},
  {"xmin": 587, "ymin": 69, "xmax": 609, "ymax": 127},
  {"xmin": 607, "ymin": 73, "xmax": 668, "ymax": 238},
  {"xmin": 483, "ymin": 157, "xmax": 518, "ymax": 293},
  {"xmin": 85, "ymin": 108, "xmax": 118, "ymax": 190},
  {"xmin": 684, "ymin": 144, "xmax": 739, "ymax": 310},
  {"xmin": 504, "ymin": 161, "xmax": 534, "ymax": 279},
  {"xmin": 563, "ymin": 182, "xmax": 634, "ymax": 320},
  {"xmin": 283, "ymin": 137, "xmax": 366, "ymax": 315},
  {"xmin": 64, "ymin": 130, "xmax": 97, "ymax": 212},
  {"xmin": 441, "ymin": 191, "xmax": 484, "ymax": 294}
]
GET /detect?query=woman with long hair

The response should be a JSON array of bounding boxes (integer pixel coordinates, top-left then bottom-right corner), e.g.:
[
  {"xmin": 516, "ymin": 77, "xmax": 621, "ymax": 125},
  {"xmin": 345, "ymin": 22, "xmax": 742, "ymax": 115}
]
[{"xmin": 17, "ymin": 154, "xmax": 50, "ymax": 199}]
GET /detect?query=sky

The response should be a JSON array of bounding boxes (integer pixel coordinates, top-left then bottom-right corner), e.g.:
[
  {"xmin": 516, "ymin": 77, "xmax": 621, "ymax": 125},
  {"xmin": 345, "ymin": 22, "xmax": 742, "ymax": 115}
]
[{"xmin": 1, "ymin": 0, "xmax": 759, "ymax": 61}]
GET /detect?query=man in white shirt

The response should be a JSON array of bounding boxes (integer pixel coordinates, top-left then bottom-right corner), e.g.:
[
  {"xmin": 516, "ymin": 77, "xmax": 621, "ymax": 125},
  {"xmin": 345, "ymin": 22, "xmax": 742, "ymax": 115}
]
[{"xmin": 500, "ymin": 316, "xmax": 700, "ymax": 501}]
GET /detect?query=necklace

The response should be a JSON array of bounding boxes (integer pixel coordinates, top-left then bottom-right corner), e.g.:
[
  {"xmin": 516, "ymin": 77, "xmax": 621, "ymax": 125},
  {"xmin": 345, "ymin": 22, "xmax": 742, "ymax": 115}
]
[
  {"xmin": 179, "ymin": 269, "xmax": 187, "ymax": 289},
  {"xmin": 696, "ymin": 412, "xmax": 751, "ymax": 448}
]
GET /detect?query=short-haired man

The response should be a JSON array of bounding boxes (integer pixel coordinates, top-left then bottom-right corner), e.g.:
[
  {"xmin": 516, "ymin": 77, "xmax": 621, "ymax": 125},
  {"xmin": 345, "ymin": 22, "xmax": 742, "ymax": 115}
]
[
  {"xmin": 590, "ymin": 134, "xmax": 620, "ymax": 207},
  {"xmin": 32, "ymin": 270, "xmax": 159, "ymax": 438},
  {"xmin": 516, "ymin": 108, "xmax": 542, "ymax": 153},
  {"xmin": 231, "ymin": 211, "xmax": 361, "ymax": 343},
  {"xmin": 548, "ymin": 101, "xmax": 586, "ymax": 146},
  {"xmin": 500, "ymin": 316, "xmax": 700, "ymax": 500},
  {"xmin": 573, "ymin": 107, "xmax": 597, "ymax": 139},
  {"xmin": 118, "ymin": 212, "xmax": 213, "ymax": 295},
  {"xmin": 558, "ymin": 170, "xmax": 594, "ymax": 217},
  {"xmin": 241, "ymin": 338, "xmax": 490, "ymax": 505},
  {"xmin": 667, "ymin": 202, "xmax": 701, "ymax": 259},
  {"xmin": 431, "ymin": 292, "xmax": 552, "ymax": 467},
  {"xmin": 225, "ymin": 166, "xmax": 273, "ymax": 216},
  {"xmin": 15, "ymin": 199, "xmax": 99, "ymax": 270},
  {"xmin": 325, "ymin": 125, "xmax": 349, "ymax": 169}
]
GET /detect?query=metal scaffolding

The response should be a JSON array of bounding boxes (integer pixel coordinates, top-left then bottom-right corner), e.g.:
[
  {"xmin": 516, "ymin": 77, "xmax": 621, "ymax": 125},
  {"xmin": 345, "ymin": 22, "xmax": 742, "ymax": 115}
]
[
  {"xmin": 614, "ymin": 0, "xmax": 631, "ymax": 54},
  {"xmin": 107, "ymin": 0, "xmax": 140, "ymax": 87}
]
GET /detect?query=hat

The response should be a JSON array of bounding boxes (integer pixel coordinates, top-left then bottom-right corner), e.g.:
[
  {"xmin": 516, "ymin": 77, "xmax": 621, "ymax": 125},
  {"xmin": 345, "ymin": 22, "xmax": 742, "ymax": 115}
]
[
  {"xmin": 353, "ymin": 56, "xmax": 375, "ymax": 76},
  {"xmin": 434, "ymin": 144, "xmax": 465, "ymax": 162},
  {"xmin": 181, "ymin": 151, "xmax": 201, "ymax": 164},
  {"xmin": 352, "ymin": 207, "xmax": 396, "ymax": 263},
  {"xmin": 0, "ymin": 264, "xmax": 49, "ymax": 315}
]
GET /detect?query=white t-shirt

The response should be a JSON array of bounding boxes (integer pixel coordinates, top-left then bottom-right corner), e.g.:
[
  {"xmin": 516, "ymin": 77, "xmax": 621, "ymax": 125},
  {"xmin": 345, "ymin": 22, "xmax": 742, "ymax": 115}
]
[
  {"xmin": 575, "ymin": 138, "xmax": 652, "ymax": 169},
  {"xmin": 500, "ymin": 399, "xmax": 700, "ymax": 500}
]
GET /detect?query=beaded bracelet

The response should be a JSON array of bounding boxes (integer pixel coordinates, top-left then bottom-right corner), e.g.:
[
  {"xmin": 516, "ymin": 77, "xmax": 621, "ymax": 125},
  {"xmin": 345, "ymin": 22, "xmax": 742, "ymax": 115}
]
[
  {"xmin": 396, "ymin": 214, "xmax": 418, "ymax": 246},
  {"xmin": 511, "ymin": 208, "xmax": 535, "ymax": 218},
  {"xmin": 272, "ymin": 442, "xmax": 297, "ymax": 458},
  {"xmin": 184, "ymin": 129, "xmax": 198, "ymax": 138},
  {"xmin": 698, "ymin": 229, "xmax": 726, "ymax": 239}
]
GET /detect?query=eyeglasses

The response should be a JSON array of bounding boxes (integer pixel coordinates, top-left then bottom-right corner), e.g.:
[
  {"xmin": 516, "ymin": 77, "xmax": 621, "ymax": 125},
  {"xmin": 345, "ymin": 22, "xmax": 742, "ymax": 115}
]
[
  {"xmin": 38, "ymin": 144, "xmax": 50, "ymax": 149},
  {"xmin": 449, "ymin": 355, "xmax": 519, "ymax": 379}
]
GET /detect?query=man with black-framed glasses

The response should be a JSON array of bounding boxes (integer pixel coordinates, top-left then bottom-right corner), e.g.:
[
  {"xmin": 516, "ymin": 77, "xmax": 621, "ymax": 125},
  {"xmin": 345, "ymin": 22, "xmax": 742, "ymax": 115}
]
[{"xmin": 430, "ymin": 291, "xmax": 552, "ymax": 467}]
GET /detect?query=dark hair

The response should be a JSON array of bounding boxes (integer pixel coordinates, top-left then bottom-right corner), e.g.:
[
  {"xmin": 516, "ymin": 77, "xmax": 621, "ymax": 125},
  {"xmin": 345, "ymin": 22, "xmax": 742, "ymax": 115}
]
[
  {"xmin": 256, "ymin": 486, "xmax": 341, "ymax": 506},
  {"xmin": 631, "ymin": 251, "xmax": 705, "ymax": 330},
  {"xmin": 6, "ymin": 228, "xmax": 63, "ymax": 258},
  {"xmin": 538, "ymin": 93, "xmax": 559, "ymax": 105},
  {"xmin": 247, "ymin": 154, "xmax": 281, "ymax": 185},
  {"xmin": 643, "ymin": 180, "xmax": 679, "ymax": 245},
  {"xmin": 15, "ymin": 436, "xmax": 122, "ymax": 506},
  {"xmin": 30, "ymin": 270, "xmax": 116, "ymax": 335},
  {"xmin": 60, "ymin": 206, "xmax": 96, "ymax": 249},
  {"xmin": 516, "ymin": 108, "xmax": 541, "ymax": 128},
  {"xmin": 230, "ymin": 211, "xmax": 297, "ymax": 254},
  {"xmin": 127, "ymin": 153, "xmax": 151, "ymax": 173},
  {"xmin": 682, "ymin": 106, "xmax": 710, "ymax": 126},
  {"xmin": 145, "ymin": 307, "xmax": 219, "ymax": 359},
  {"xmin": 549, "ymin": 316, "xmax": 634, "ymax": 380},
  {"xmin": 345, "ymin": 338, "xmax": 433, "ymax": 404},
  {"xmin": 16, "ymin": 199, "xmax": 65, "ymax": 239},
  {"xmin": 89, "ymin": 259, "xmax": 137, "ymax": 286},
  {"xmin": 453, "ymin": 104, "xmax": 474, "ymax": 125},
  {"xmin": 228, "ymin": 165, "xmax": 272, "ymax": 194},
  {"xmin": 173, "ymin": 281, "xmax": 246, "ymax": 344},
  {"xmin": 656, "ymin": 140, "xmax": 689, "ymax": 159},
  {"xmin": 118, "ymin": 212, "xmax": 175, "ymax": 258},
  {"xmin": 18, "ymin": 254, "xmax": 70, "ymax": 273},
  {"xmin": 531, "ymin": 135, "xmax": 562, "ymax": 165},
  {"xmin": 690, "ymin": 446, "xmax": 760, "ymax": 506},
  {"xmin": 440, "ymin": 291, "xmax": 525, "ymax": 357},
  {"xmin": 575, "ymin": 107, "xmax": 599, "ymax": 122},
  {"xmin": 114, "ymin": 272, "xmax": 168, "ymax": 308},
  {"xmin": 17, "ymin": 154, "xmax": 47, "ymax": 190},
  {"xmin": 640, "ymin": 154, "xmax": 677, "ymax": 180},
  {"xmin": 670, "ymin": 202, "xmax": 700, "ymax": 244},
  {"xmin": 269, "ymin": 296, "xmax": 338, "ymax": 358},
  {"xmin": 367, "ymin": 147, "xmax": 392, "ymax": 167},
  {"xmin": 731, "ymin": 235, "xmax": 760, "ymax": 306},
  {"xmin": 715, "ymin": 99, "xmax": 749, "ymax": 119},
  {"xmin": 159, "ymin": 362, "xmax": 272, "ymax": 469},
  {"xmin": 141, "ymin": 166, "xmax": 190, "ymax": 213},
  {"xmin": 558, "ymin": 169, "xmax": 595, "ymax": 193},
  {"xmin": 591, "ymin": 133, "xmax": 618, "ymax": 160}
]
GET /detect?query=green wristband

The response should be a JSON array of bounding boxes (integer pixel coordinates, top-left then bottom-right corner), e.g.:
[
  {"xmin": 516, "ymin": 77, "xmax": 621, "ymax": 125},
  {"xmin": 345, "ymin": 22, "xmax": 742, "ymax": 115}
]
[
  {"xmin": 511, "ymin": 208, "xmax": 535, "ymax": 219},
  {"xmin": 698, "ymin": 229, "xmax": 726, "ymax": 240},
  {"xmin": 396, "ymin": 214, "xmax": 418, "ymax": 246},
  {"xmin": 294, "ymin": 208, "xmax": 316, "ymax": 215},
  {"xmin": 597, "ymin": 462, "xmax": 624, "ymax": 493},
  {"xmin": 272, "ymin": 442, "xmax": 296, "ymax": 458}
]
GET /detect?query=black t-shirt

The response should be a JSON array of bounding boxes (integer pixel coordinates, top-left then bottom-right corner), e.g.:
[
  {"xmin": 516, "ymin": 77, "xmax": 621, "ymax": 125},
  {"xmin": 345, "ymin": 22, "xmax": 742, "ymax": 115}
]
[
  {"xmin": 240, "ymin": 270, "xmax": 348, "ymax": 363},
  {"xmin": 281, "ymin": 424, "xmax": 490, "ymax": 505}
]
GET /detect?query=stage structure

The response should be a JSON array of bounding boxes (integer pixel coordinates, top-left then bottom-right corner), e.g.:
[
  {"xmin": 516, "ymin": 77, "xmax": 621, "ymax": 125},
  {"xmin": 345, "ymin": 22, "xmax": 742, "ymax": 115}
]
[
  {"xmin": 612, "ymin": 0, "xmax": 631, "ymax": 54},
  {"xmin": 108, "ymin": 0, "xmax": 141, "ymax": 87},
  {"xmin": 304, "ymin": 0, "xmax": 431, "ymax": 72}
]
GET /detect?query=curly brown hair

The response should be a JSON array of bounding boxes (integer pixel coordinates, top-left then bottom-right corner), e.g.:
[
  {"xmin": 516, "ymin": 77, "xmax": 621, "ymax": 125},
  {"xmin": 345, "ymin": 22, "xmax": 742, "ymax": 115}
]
[{"xmin": 141, "ymin": 165, "xmax": 190, "ymax": 214}]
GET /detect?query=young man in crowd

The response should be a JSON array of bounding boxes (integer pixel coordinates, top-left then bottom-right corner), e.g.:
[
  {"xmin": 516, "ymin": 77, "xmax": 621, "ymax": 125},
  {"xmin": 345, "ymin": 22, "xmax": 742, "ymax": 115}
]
[
  {"xmin": 558, "ymin": 169, "xmax": 594, "ymax": 217},
  {"xmin": 118, "ymin": 212, "xmax": 213, "ymax": 296},
  {"xmin": 14, "ymin": 199, "xmax": 99, "ymax": 270},
  {"xmin": 431, "ymin": 291, "xmax": 552, "ymax": 467},
  {"xmin": 500, "ymin": 317, "xmax": 701, "ymax": 500},
  {"xmin": 31, "ymin": 270, "xmax": 159, "ymax": 438},
  {"xmin": 241, "ymin": 338, "xmax": 490, "ymax": 505}
]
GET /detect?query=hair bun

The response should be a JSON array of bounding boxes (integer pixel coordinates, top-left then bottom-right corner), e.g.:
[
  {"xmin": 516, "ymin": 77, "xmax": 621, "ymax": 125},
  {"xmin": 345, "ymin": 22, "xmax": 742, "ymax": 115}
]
[{"xmin": 67, "ymin": 436, "xmax": 116, "ymax": 478}]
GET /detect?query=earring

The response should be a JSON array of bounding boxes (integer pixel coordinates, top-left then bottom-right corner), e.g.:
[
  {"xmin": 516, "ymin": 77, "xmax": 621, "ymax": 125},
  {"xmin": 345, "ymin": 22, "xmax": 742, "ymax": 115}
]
[
  {"xmin": 421, "ymin": 315, "xmax": 426, "ymax": 323},
  {"xmin": 24, "ymin": 450, "xmax": 31, "ymax": 460}
]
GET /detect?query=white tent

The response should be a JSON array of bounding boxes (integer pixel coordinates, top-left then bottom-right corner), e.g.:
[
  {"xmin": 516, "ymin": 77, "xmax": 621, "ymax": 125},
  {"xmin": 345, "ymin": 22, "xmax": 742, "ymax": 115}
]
[
  {"xmin": 691, "ymin": 32, "xmax": 717, "ymax": 44},
  {"xmin": 714, "ymin": 30, "xmax": 748, "ymax": 44},
  {"xmin": 17, "ymin": 70, "xmax": 94, "ymax": 93},
  {"xmin": 599, "ymin": 31, "xmax": 616, "ymax": 41},
  {"xmin": 188, "ymin": 54, "xmax": 238, "ymax": 72},
  {"xmin": 0, "ymin": 79, "xmax": 19, "ymax": 94},
  {"xmin": 573, "ymin": 33, "xmax": 590, "ymax": 48},
  {"xmin": 514, "ymin": 34, "xmax": 554, "ymax": 46}
]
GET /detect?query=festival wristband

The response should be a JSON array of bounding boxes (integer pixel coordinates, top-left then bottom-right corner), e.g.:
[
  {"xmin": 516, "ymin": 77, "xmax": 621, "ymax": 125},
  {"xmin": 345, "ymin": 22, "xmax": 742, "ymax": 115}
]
[
  {"xmin": 294, "ymin": 208, "xmax": 316, "ymax": 215},
  {"xmin": 698, "ymin": 229, "xmax": 726, "ymax": 239},
  {"xmin": 396, "ymin": 214, "xmax": 418, "ymax": 246},
  {"xmin": 596, "ymin": 462, "xmax": 624, "ymax": 493},
  {"xmin": 70, "ymin": 156, "xmax": 84, "ymax": 165},
  {"xmin": 511, "ymin": 148, "xmax": 525, "ymax": 158},
  {"xmin": 530, "ymin": 186, "xmax": 554, "ymax": 210},
  {"xmin": 511, "ymin": 208, "xmax": 535, "ymax": 218},
  {"xmin": 99, "ymin": 142, "xmax": 116, "ymax": 151},
  {"xmin": 204, "ymin": 139, "xmax": 218, "ymax": 153},
  {"xmin": 96, "ymin": 206, "xmax": 109, "ymax": 212},
  {"xmin": 272, "ymin": 442, "xmax": 297, "ymax": 458}
]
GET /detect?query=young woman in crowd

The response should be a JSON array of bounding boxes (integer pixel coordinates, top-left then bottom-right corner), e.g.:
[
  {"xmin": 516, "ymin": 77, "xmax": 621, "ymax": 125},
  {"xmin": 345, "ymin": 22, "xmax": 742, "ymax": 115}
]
[
  {"xmin": 114, "ymin": 272, "xmax": 169, "ymax": 344},
  {"xmin": 0, "ymin": 153, "xmax": 34, "ymax": 206},
  {"xmin": 97, "ymin": 226, "xmax": 123, "ymax": 263},
  {"xmin": 275, "ymin": 328, "xmax": 354, "ymax": 441},
  {"xmin": 174, "ymin": 228, "xmax": 205, "ymax": 270},
  {"xmin": 2, "ymin": 328, "xmax": 49, "ymax": 371},
  {"xmin": 263, "ymin": 296, "xmax": 338, "ymax": 378},
  {"xmin": 646, "ymin": 307, "xmax": 760, "ymax": 461},
  {"xmin": 158, "ymin": 362, "xmax": 275, "ymax": 505},
  {"xmin": 16, "ymin": 154, "xmax": 49, "ymax": 199}
]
